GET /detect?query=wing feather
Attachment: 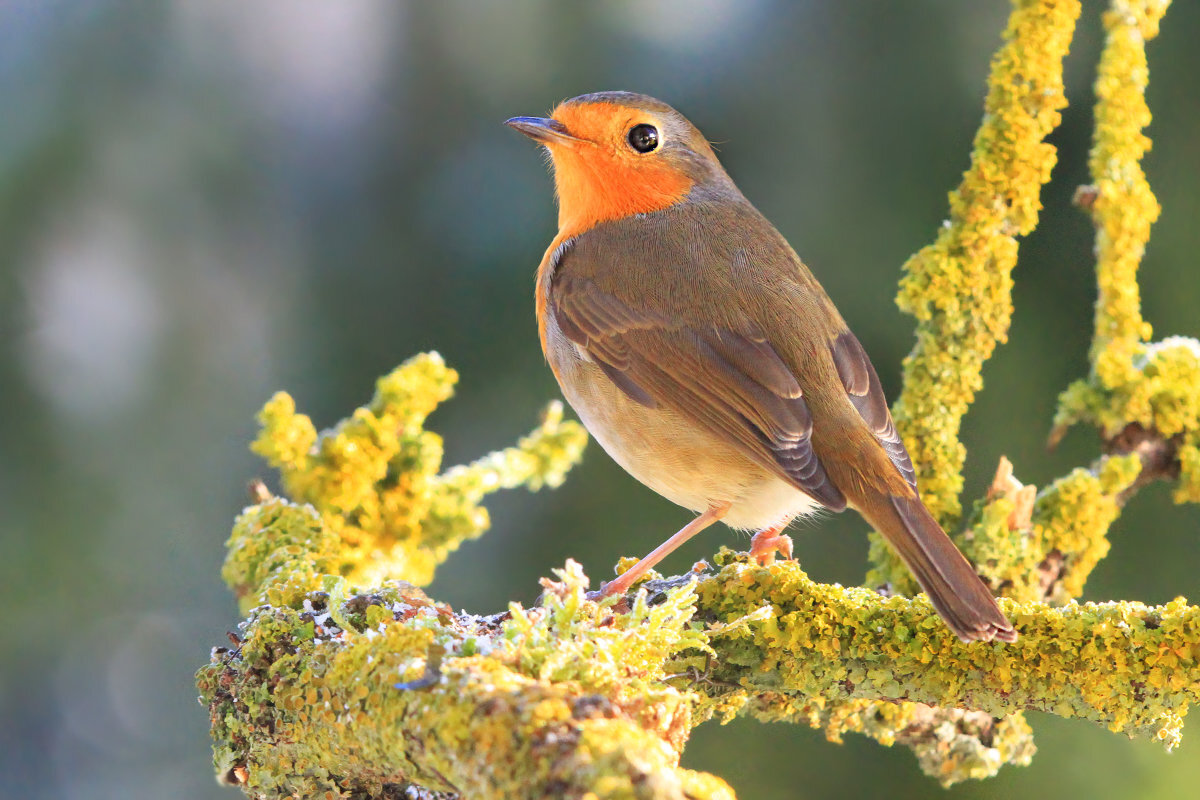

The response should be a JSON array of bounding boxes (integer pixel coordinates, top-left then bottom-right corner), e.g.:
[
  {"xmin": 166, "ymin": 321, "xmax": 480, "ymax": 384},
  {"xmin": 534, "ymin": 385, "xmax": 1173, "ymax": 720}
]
[
  {"xmin": 551, "ymin": 273, "xmax": 846, "ymax": 510},
  {"xmin": 830, "ymin": 330, "xmax": 917, "ymax": 492}
]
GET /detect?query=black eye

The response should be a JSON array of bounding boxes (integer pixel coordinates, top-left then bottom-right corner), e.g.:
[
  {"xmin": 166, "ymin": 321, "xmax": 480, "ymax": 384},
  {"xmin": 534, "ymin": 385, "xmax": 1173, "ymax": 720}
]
[{"xmin": 627, "ymin": 124, "xmax": 659, "ymax": 153}]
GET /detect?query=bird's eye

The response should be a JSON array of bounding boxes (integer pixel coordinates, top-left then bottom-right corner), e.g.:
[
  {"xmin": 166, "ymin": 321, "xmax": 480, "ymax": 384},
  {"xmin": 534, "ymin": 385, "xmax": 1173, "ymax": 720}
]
[{"xmin": 627, "ymin": 124, "xmax": 659, "ymax": 153}]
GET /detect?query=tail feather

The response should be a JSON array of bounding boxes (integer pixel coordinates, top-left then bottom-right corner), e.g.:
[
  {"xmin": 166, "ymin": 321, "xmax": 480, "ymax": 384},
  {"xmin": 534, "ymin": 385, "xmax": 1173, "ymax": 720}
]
[{"xmin": 873, "ymin": 493, "xmax": 1017, "ymax": 643}]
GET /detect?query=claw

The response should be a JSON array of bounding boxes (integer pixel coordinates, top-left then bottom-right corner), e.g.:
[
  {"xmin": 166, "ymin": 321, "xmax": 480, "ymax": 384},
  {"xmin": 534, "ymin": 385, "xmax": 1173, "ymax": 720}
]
[{"xmin": 749, "ymin": 529, "xmax": 794, "ymax": 566}]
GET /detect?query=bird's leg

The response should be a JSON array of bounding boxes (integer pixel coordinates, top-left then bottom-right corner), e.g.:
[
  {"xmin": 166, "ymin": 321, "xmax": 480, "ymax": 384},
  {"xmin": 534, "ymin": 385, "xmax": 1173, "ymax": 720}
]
[
  {"xmin": 599, "ymin": 502, "xmax": 731, "ymax": 597},
  {"xmin": 748, "ymin": 517, "xmax": 796, "ymax": 566}
]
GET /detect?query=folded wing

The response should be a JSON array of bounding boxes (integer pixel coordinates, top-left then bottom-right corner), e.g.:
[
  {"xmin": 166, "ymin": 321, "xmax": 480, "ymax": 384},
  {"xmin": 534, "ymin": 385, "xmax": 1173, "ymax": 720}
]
[{"xmin": 552, "ymin": 273, "xmax": 847, "ymax": 511}]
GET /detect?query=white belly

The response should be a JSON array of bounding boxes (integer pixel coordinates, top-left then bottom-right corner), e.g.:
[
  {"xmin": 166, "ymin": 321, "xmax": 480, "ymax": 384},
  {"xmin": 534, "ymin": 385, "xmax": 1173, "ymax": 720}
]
[{"xmin": 545, "ymin": 316, "xmax": 821, "ymax": 530}]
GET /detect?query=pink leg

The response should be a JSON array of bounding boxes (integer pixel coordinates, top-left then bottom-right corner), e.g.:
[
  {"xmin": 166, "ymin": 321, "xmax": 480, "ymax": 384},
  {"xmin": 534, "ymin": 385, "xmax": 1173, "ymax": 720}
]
[
  {"xmin": 748, "ymin": 517, "xmax": 795, "ymax": 566},
  {"xmin": 601, "ymin": 503, "xmax": 731, "ymax": 597}
]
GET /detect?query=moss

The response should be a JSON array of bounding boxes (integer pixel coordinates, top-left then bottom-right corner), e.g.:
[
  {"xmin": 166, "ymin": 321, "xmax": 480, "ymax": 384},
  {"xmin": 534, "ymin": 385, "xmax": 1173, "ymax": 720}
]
[
  {"xmin": 199, "ymin": 563, "xmax": 735, "ymax": 799},
  {"xmin": 872, "ymin": 0, "xmax": 1082, "ymax": 592}
]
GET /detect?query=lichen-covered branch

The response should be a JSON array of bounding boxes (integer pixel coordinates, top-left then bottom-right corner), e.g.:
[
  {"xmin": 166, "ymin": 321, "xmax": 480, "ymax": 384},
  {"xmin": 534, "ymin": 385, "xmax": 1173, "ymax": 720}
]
[
  {"xmin": 859, "ymin": 2, "xmax": 1183, "ymax": 779},
  {"xmin": 199, "ymin": 546, "xmax": 1200, "ymax": 798},
  {"xmin": 885, "ymin": 0, "xmax": 1079, "ymax": 526},
  {"xmin": 689, "ymin": 553, "xmax": 1199, "ymax": 748},
  {"xmin": 1083, "ymin": 0, "xmax": 1166, "ymax": 386},
  {"xmin": 1052, "ymin": 0, "xmax": 1200, "ymax": 507},
  {"xmin": 870, "ymin": 0, "xmax": 1082, "ymax": 593},
  {"xmin": 199, "ymin": 562, "xmax": 734, "ymax": 800},
  {"xmin": 963, "ymin": 452, "xmax": 1142, "ymax": 605},
  {"xmin": 234, "ymin": 352, "xmax": 587, "ymax": 609},
  {"xmin": 199, "ymin": 0, "xmax": 1200, "ymax": 796},
  {"xmin": 949, "ymin": 0, "xmax": 1184, "ymax": 609}
]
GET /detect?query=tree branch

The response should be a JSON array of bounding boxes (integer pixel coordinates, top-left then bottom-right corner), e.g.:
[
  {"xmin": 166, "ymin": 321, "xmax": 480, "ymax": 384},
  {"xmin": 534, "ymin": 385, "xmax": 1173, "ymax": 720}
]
[
  {"xmin": 199, "ymin": 548, "xmax": 1200, "ymax": 798},
  {"xmin": 198, "ymin": 0, "xmax": 1199, "ymax": 795}
]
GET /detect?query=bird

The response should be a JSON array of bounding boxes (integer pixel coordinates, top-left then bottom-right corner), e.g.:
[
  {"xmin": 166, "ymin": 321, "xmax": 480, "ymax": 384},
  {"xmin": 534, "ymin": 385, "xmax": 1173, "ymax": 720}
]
[{"xmin": 506, "ymin": 91, "xmax": 1016, "ymax": 643}]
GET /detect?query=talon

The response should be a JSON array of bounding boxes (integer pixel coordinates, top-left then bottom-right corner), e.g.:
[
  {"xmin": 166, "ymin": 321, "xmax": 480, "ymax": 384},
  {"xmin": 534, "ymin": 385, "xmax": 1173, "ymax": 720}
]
[
  {"xmin": 777, "ymin": 533, "xmax": 793, "ymax": 561},
  {"xmin": 749, "ymin": 529, "xmax": 794, "ymax": 566}
]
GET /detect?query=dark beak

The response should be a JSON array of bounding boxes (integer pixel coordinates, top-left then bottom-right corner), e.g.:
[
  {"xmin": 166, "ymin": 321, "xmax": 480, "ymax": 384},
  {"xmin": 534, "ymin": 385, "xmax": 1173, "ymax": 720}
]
[{"xmin": 504, "ymin": 116, "xmax": 584, "ymax": 145}]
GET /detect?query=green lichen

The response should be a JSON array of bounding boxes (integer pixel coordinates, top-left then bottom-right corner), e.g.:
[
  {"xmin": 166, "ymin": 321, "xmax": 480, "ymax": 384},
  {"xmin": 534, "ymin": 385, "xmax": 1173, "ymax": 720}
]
[
  {"xmin": 200, "ymin": 552, "xmax": 1200, "ymax": 798},
  {"xmin": 802, "ymin": 700, "xmax": 1035, "ymax": 789},
  {"xmin": 962, "ymin": 454, "xmax": 1142, "ymax": 605},
  {"xmin": 690, "ymin": 553, "xmax": 1200, "ymax": 749},
  {"xmin": 198, "ymin": 563, "xmax": 735, "ymax": 799},
  {"xmin": 200, "ymin": 2, "xmax": 1200, "ymax": 795},
  {"xmin": 1175, "ymin": 441, "xmax": 1200, "ymax": 504},
  {"xmin": 504, "ymin": 560, "xmax": 712, "ymax": 717},
  {"xmin": 239, "ymin": 352, "xmax": 587, "ymax": 599},
  {"xmin": 222, "ymin": 500, "xmax": 340, "ymax": 613},
  {"xmin": 1058, "ymin": 339, "xmax": 1200, "ymax": 469},
  {"xmin": 1053, "ymin": 2, "xmax": 1198, "ymax": 512},
  {"xmin": 871, "ymin": 0, "xmax": 1082, "ymax": 593}
]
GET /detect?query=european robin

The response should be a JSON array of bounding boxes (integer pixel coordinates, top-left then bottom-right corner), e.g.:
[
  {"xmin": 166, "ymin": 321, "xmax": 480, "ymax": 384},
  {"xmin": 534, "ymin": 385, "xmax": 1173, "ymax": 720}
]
[{"xmin": 507, "ymin": 91, "xmax": 1015, "ymax": 643}]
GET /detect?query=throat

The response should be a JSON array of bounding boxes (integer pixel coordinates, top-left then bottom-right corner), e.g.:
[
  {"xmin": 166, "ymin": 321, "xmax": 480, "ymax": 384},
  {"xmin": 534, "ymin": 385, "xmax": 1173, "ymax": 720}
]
[{"xmin": 552, "ymin": 153, "xmax": 693, "ymax": 238}]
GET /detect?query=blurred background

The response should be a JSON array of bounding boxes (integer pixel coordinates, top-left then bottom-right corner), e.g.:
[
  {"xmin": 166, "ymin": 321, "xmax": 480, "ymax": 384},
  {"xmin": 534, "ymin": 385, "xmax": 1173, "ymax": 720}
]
[{"xmin": 2, "ymin": 2, "xmax": 1198, "ymax": 798}]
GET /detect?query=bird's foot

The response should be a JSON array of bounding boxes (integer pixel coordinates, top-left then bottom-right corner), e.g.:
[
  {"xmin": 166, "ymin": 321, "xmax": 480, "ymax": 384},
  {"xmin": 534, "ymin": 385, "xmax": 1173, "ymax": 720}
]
[{"xmin": 748, "ymin": 529, "xmax": 794, "ymax": 566}]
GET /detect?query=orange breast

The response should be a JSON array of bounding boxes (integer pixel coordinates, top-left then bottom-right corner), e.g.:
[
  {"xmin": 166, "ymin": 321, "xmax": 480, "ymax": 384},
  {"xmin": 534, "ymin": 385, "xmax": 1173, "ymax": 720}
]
[
  {"xmin": 549, "ymin": 102, "xmax": 694, "ymax": 239},
  {"xmin": 552, "ymin": 148, "xmax": 693, "ymax": 239},
  {"xmin": 535, "ymin": 230, "xmax": 576, "ymax": 368},
  {"xmin": 534, "ymin": 102, "xmax": 695, "ymax": 373}
]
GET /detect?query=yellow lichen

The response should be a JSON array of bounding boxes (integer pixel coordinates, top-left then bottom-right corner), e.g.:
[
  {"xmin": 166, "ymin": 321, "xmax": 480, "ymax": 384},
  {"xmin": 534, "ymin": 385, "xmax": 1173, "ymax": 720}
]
[
  {"xmin": 200, "ymin": 1, "xmax": 1200, "ymax": 795},
  {"xmin": 222, "ymin": 500, "xmax": 340, "ymax": 613},
  {"xmin": 1175, "ymin": 440, "xmax": 1200, "ymax": 504},
  {"xmin": 200, "ymin": 551, "xmax": 1200, "ymax": 798},
  {"xmin": 962, "ymin": 454, "xmax": 1141, "ymax": 605},
  {"xmin": 199, "ymin": 564, "xmax": 736, "ymax": 799},
  {"xmin": 873, "ymin": 0, "xmax": 1082, "ymax": 592},
  {"xmin": 1087, "ymin": 0, "xmax": 1167, "ymax": 388},
  {"xmin": 692, "ymin": 553, "xmax": 1200, "ymax": 748},
  {"xmin": 241, "ymin": 352, "xmax": 587, "ymax": 597},
  {"xmin": 1053, "ymin": 2, "xmax": 1199, "ymax": 514}
]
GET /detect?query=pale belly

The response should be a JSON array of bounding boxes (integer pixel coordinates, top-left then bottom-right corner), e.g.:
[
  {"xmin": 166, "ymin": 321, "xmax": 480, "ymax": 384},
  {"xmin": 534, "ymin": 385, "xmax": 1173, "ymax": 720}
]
[{"xmin": 545, "ymin": 317, "xmax": 821, "ymax": 530}]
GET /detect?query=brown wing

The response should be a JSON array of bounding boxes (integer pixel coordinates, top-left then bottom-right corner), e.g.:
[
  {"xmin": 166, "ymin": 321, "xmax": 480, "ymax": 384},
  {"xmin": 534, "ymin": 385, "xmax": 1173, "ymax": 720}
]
[
  {"xmin": 829, "ymin": 330, "xmax": 917, "ymax": 492},
  {"xmin": 552, "ymin": 272, "xmax": 847, "ymax": 511}
]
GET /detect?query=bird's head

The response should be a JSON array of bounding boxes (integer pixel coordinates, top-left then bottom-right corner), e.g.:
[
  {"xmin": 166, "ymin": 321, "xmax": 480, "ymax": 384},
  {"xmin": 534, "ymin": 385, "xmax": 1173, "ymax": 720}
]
[{"xmin": 507, "ymin": 92, "xmax": 731, "ymax": 235}]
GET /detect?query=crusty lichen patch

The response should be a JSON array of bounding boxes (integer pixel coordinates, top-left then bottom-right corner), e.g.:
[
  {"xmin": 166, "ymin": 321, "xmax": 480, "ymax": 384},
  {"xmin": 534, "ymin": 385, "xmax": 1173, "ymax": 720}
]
[
  {"xmin": 689, "ymin": 551, "xmax": 1200, "ymax": 749},
  {"xmin": 198, "ymin": 563, "xmax": 735, "ymax": 799},
  {"xmin": 962, "ymin": 454, "xmax": 1142, "ymax": 605},
  {"xmin": 200, "ymin": 1, "xmax": 1200, "ymax": 795},
  {"xmin": 229, "ymin": 352, "xmax": 586, "ymax": 610},
  {"xmin": 200, "ymin": 550, "xmax": 1200, "ymax": 798},
  {"xmin": 1053, "ymin": 1, "xmax": 1197, "ymax": 508},
  {"xmin": 870, "ymin": 0, "xmax": 1082, "ymax": 593}
]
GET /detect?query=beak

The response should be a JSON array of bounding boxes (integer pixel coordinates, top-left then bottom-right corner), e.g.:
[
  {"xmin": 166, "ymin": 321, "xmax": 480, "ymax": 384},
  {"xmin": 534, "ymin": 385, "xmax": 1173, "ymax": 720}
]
[{"xmin": 505, "ymin": 116, "xmax": 584, "ymax": 146}]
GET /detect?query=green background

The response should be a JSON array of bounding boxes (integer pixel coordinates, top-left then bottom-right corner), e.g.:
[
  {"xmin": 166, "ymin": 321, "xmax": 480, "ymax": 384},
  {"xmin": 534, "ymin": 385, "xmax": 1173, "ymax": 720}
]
[{"xmin": 2, "ymin": 2, "xmax": 1198, "ymax": 798}]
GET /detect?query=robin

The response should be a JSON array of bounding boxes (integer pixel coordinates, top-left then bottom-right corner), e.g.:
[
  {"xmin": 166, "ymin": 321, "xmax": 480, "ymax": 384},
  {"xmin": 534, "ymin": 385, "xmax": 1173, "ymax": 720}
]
[{"xmin": 507, "ymin": 91, "xmax": 1015, "ymax": 643}]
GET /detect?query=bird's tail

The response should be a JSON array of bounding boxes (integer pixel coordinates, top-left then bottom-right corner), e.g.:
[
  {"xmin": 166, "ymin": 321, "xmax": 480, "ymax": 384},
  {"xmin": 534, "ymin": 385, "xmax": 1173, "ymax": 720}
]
[{"xmin": 861, "ymin": 491, "xmax": 1016, "ymax": 643}]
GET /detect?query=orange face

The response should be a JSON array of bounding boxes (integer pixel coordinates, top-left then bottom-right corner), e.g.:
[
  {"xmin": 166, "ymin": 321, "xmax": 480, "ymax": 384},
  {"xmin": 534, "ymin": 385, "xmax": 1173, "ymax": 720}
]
[{"xmin": 541, "ymin": 102, "xmax": 695, "ymax": 237}]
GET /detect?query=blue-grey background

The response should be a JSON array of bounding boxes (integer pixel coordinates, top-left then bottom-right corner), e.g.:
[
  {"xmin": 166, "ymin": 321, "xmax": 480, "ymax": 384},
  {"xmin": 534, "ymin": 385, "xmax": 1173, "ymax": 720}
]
[{"xmin": 2, "ymin": 2, "xmax": 1198, "ymax": 798}]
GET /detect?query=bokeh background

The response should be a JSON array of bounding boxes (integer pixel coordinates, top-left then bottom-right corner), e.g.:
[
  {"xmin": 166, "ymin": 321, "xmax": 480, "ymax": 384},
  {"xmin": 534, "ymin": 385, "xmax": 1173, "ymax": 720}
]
[{"xmin": 2, "ymin": 2, "xmax": 1198, "ymax": 798}]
